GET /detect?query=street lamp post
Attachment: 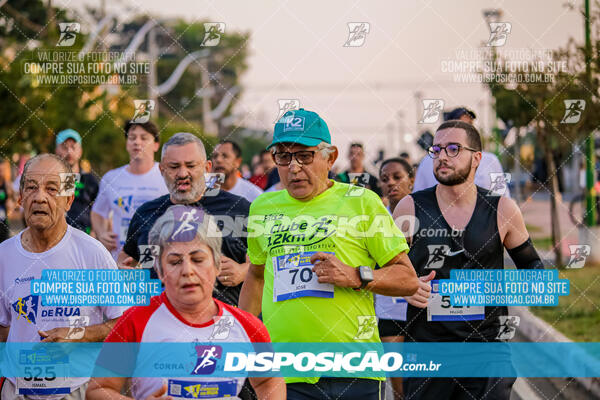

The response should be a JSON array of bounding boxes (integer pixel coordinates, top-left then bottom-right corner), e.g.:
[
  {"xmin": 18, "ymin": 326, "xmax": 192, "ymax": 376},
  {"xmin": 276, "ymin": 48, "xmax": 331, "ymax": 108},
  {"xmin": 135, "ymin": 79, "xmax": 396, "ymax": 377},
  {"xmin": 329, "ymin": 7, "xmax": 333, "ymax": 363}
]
[{"xmin": 584, "ymin": 0, "xmax": 596, "ymax": 227}]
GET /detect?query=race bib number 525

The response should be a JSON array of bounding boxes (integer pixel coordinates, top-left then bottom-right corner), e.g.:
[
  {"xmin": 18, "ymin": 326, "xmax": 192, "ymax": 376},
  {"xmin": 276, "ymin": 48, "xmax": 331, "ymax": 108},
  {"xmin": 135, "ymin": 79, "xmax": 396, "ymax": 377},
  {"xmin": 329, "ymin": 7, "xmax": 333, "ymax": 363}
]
[
  {"xmin": 16, "ymin": 350, "xmax": 70, "ymax": 396},
  {"xmin": 273, "ymin": 251, "xmax": 335, "ymax": 302}
]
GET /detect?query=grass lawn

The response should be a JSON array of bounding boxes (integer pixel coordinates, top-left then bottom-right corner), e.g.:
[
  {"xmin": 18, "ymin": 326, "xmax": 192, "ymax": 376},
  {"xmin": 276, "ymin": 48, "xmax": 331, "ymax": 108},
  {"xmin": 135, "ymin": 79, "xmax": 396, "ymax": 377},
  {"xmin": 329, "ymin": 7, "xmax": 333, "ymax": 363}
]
[
  {"xmin": 530, "ymin": 264, "xmax": 600, "ymax": 342},
  {"xmin": 525, "ymin": 224, "xmax": 543, "ymax": 234},
  {"xmin": 531, "ymin": 236, "xmax": 553, "ymax": 250}
]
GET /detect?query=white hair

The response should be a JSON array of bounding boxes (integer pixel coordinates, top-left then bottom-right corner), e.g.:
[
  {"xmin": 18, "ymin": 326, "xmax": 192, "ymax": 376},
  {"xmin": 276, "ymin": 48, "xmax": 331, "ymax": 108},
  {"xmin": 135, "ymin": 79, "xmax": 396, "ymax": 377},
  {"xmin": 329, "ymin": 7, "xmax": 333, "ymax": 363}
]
[{"xmin": 316, "ymin": 141, "xmax": 335, "ymax": 158}]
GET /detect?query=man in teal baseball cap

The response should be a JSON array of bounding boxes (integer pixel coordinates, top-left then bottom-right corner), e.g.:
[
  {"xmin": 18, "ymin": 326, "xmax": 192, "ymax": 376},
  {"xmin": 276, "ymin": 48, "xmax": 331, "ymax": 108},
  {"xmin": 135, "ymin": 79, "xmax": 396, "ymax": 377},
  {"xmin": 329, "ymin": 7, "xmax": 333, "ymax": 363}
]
[
  {"xmin": 54, "ymin": 129, "xmax": 99, "ymax": 235},
  {"xmin": 267, "ymin": 108, "xmax": 332, "ymax": 150},
  {"xmin": 240, "ymin": 109, "xmax": 419, "ymax": 399},
  {"xmin": 56, "ymin": 128, "xmax": 82, "ymax": 146}
]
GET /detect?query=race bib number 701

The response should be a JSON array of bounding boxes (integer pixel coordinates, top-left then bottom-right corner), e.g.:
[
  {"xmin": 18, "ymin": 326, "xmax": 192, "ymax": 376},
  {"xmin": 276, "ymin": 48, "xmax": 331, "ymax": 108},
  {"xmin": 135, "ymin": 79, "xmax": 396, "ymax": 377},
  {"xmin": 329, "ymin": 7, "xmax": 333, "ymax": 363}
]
[{"xmin": 273, "ymin": 251, "xmax": 335, "ymax": 302}]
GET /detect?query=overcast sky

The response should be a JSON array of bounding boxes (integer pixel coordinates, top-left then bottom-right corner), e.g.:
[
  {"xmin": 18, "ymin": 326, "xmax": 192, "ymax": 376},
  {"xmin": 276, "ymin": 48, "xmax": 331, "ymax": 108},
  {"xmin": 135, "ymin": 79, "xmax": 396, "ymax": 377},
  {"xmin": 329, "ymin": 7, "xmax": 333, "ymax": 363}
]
[{"xmin": 59, "ymin": 0, "xmax": 583, "ymax": 164}]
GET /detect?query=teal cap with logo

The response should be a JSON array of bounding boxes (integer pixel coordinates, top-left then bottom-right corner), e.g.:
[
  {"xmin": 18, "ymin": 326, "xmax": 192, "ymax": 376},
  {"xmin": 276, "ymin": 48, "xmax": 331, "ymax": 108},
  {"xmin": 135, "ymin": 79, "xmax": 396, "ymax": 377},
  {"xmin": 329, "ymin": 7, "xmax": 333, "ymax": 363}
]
[
  {"xmin": 56, "ymin": 129, "xmax": 82, "ymax": 145},
  {"xmin": 267, "ymin": 108, "xmax": 331, "ymax": 150}
]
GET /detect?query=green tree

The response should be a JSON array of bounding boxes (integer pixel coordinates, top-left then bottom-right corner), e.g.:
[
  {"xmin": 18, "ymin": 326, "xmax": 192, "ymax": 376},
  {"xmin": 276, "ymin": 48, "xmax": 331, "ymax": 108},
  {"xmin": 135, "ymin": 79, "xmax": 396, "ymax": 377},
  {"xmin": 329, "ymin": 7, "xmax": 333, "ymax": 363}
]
[{"xmin": 485, "ymin": 9, "xmax": 600, "ymax": 266}]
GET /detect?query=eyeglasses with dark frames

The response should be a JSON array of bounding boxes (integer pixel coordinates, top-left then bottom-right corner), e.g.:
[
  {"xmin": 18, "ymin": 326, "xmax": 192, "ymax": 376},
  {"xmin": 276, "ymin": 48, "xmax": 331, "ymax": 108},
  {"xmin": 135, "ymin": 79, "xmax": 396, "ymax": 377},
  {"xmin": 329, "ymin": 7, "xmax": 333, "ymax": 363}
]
[
  {"xmin": 428, "ymin": 143, "xmax": 478, "ymax": 159},
  {"xmin": 272, "ymin": 150, "xmax": 316, "ymax": 166}
]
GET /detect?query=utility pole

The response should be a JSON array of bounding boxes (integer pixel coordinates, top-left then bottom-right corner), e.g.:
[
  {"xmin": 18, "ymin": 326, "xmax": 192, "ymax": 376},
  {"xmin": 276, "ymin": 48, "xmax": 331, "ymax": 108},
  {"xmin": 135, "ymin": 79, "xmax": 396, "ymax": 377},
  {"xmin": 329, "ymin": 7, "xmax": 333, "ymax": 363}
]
[
  {"xmin": 585, "ymin": 0, "xmax": 596, "ymax": 226},
  {"xmin": 199, "ymin": 58, "xmax": 219, "ymax": 137},
  {"xmin": 513, "ymin": 127, "xmax": 522, "ymax": 204},
  {"xmin": 482, "ymin": 8, "xmax": 503, "ymax": 158},
  {"xmin": 148, "ymin": 26, "xmax": 159, "ymax": 117}
]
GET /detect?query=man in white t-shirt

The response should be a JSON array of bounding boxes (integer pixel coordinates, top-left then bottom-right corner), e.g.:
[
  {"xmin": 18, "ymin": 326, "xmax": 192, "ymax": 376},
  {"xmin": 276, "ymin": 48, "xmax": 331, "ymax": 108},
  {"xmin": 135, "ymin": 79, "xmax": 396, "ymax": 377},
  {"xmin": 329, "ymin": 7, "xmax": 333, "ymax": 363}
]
[
  {"xmin": 91, "ymin": 121, "xmax": 168, "ymax": 260},
  {"xmin": 211, "ymin": 140, "xmax": 263, "ymax": 202},
  {"xmin": 0, "ymin": 154, "xmax": 124, "ymax": 400}
]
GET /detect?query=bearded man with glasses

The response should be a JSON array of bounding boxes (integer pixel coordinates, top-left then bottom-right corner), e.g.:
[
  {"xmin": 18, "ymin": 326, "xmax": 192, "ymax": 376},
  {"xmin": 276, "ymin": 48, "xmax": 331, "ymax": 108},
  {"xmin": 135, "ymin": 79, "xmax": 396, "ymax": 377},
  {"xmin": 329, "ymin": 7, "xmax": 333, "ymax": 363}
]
[
  {"xmin": 240, "ymin": 108, "xmax": 419, "ymax": 400},
  {"xmin": 412, "ymin": 106, "xmax": 511, "ymax": 197},
  {"xmin": 393, "ymin": 120, "xmax": 544, "ymax": 400}
]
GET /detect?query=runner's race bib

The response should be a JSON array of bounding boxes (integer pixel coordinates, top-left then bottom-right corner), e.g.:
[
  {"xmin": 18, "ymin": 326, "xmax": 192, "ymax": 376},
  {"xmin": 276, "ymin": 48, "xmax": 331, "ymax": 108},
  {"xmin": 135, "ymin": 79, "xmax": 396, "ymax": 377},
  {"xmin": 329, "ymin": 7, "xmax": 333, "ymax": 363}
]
[
  {"xmin": 375, "ymin": 295, "xmax": 408, "ymax": 321},
  {"xmin": 273, "ymin": 251, "xmax": 335, "ymax": 302},
  {"xmin": 16, "ymin": 350, "xmax": 70, "ymax": 396},
  {"xmin": 427, "ymin": 279, "xmax": 485, "ymax": 321},
  {"xmin": 120, "ymin": 217, "xmax": 131, "ymax": 245},
  {"xmin": 167, "ymin": 379, "xmax": 237, "ymax": 399}
]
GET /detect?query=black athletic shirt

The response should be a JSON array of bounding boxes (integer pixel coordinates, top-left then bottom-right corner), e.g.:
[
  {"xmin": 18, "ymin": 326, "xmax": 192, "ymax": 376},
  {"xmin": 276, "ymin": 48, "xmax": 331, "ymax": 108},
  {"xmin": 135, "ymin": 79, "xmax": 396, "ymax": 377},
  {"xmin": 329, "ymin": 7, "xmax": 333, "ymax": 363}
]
[
  {"xmin": 67, "ymin": 172, "xmax": 99, "ymax": 233},
  {"xmin": 405, "ymin": 185, "xmax": 506, "ymax": 342},
  {"xmin": 0, "ymin": 181, "xmax": 9, "ymax": 242},
  {"xmin": 123, "ymin": 190, "xmax": 251, "ymax": 306}
]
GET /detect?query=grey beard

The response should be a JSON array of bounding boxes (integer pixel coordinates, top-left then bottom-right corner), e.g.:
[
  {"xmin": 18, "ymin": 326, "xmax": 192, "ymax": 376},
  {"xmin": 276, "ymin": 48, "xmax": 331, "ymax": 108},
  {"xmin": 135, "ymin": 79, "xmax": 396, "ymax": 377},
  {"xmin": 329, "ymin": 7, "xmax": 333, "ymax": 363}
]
[{"xmin": 167, "ymin": 181, "xmax": 204, "ymax": 204}]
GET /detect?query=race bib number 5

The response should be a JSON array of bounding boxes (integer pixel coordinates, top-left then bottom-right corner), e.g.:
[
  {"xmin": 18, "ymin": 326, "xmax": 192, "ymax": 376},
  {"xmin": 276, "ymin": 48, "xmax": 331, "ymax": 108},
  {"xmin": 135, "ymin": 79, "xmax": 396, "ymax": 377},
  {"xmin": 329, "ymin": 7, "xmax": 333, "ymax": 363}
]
[
  {"xmin": 427, "ymin": 280, "xmax": 485, "ymax": 322},
  {"xmin": 273, "ymin": 251, "xmax": 335, "ymax": 302}
]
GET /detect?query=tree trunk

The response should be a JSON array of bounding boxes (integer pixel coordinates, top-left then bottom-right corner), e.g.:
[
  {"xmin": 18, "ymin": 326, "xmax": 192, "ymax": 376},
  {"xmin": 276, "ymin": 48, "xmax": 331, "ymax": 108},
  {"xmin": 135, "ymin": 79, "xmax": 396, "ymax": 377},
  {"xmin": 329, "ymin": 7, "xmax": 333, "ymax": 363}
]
[
  {"xmin": 537, "ymin": 122, "xmax": 563, "ymax": 267},
  {"xmin": 513, "ymin": 127, "xmax": 522, "ymax": 204}
]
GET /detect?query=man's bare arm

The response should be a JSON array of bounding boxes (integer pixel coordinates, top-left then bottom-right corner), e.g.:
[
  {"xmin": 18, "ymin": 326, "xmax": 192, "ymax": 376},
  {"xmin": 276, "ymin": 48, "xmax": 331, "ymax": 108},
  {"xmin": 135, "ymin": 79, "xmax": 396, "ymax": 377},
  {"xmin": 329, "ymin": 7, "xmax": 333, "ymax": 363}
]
[
  {"xmin": 239, "ymin": 263, "xmax": 265, "ymax": 316},
  {"xmin": 248, "ymin": 376, "xmax": 286, "ymax": 399},
  {"xmin": 498, "ymin": 196, "xmax": 529, "ymax": 249},
  {"xmin": 392, "ymin": 195, "xmax": 415, "ymax": 246},
  {"xmin": 40, "ymin": 318, "xmax": 119, "ymax": 343},
  {"xmin": 498, "ymin": 196, "xmax": 544, "ymax": 269},
  {"xmin": 0, "ymin": 325, "xmax": 9, "ymax": 342},
  {"xmin": 91, "ymin": 211, "xmax": 118, "ymax": 251},
  {"xmin": 367, "ymin": 253, "xmax": 419, "ymax": 296}
]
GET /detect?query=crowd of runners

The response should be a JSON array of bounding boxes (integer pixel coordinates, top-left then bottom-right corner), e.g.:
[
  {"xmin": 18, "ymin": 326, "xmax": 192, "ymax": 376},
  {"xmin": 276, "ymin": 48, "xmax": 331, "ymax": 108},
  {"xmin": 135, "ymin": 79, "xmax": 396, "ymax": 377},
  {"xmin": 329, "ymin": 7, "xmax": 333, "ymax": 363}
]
[{"xmin": 0, "ymin": 105, "xmax": 544, "ymax": 400}]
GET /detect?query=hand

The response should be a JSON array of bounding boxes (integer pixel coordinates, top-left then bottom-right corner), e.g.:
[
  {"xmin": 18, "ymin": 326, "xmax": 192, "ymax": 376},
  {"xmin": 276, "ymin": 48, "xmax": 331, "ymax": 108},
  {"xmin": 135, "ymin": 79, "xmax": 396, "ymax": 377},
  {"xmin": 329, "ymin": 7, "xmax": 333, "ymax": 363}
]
[
  {"xmin": 38, "ymin": 327, "xmax": 84, "ymax": 343},
  {"xmin": 144, "ymin": 384, "xmax": 172, "ymax": 400},
  {"xmin": 218, "ymin": 256, "xmax": 249, "ymax": 287},
  {"xmin": 98, "ymin": 231, "xmax": 118, "ymax": 251},
  {"xmin": 310, "ymin": 252, "xmax": 361, "ymax": 288},
  {"xmin": 119, "ymin": 256, "xmax": 136, "ymax": 269},
  {"xmin": 405, "ymin": 271, "xmax": 435, "ymax": 308}
]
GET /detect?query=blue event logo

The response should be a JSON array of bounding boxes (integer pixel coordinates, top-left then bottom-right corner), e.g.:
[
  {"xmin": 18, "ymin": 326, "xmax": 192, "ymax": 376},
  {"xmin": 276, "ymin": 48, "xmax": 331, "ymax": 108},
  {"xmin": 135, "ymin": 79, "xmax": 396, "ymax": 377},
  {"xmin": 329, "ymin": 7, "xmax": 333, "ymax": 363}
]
[
  {"xmin": 114, "ymin": 195, "xmax": 133, "ymax": 213},
  {"xmin": 12, "ymin": 295, "xmax": 39, "ymax": 324},
  {"xmin": 191, "ymin": 345, "xmax": 222, "ymax": 375}
]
